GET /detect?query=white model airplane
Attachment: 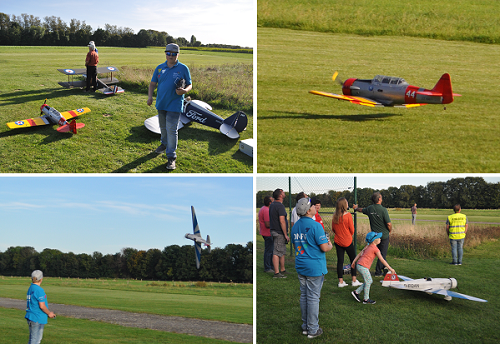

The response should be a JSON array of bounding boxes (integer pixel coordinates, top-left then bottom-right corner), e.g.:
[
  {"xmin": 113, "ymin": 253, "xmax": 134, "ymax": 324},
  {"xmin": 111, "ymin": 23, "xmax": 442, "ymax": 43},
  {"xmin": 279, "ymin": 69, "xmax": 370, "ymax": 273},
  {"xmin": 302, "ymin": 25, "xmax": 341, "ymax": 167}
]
[
  {"xmin": 381, "ymin": 273, "xmax": 487, "ymax": 302},
  {"xmin": 185, "ymin": 206, "xmax": 212, "ymax": 269}
]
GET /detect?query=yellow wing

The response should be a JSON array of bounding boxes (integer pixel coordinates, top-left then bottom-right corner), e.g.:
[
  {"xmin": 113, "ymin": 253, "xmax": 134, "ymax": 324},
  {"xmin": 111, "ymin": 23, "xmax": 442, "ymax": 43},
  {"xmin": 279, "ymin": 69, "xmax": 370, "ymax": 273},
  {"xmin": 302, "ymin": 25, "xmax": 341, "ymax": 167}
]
[
  {"xmin": 60, "ymin": 107, "xmax": 91, "ymax": 120},
  {"xmin": 309, "ymin": 90, "xmax": 427, "ymax": 108},
  {"xmin": 6, "ymin": 116, "xmax": 50, "ymax": 129}
]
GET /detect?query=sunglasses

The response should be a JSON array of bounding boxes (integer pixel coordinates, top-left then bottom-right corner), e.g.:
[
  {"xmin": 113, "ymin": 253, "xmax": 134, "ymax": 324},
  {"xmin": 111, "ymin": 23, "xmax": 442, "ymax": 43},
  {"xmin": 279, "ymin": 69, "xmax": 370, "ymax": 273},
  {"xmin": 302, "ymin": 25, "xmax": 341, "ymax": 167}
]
[{"xmin": 165, "ymin": 52, "xmax": 178, "ymax": 56}]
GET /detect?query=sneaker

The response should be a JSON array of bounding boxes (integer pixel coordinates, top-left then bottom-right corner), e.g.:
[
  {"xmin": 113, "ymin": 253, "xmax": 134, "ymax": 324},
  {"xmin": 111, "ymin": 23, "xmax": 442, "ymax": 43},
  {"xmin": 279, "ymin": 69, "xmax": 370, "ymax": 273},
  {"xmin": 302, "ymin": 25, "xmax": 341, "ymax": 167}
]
[
  {"xmin": 450, "ymin": 262, "xmax": 458, "ymax": 265},
  {"xmin": 374, "ymin": 273, "xmax": 384, "ymax": 277},
  {"xmin": 351, "ymin": 291, "xmax": 361, "ymax": 303},
  {"xmin": 352, "ymin": 280, "xmax": 363, "ymax": 287},
  {"xmin": 281, "ymin": 270, "xmax": 291, "ymax": 275},
  {"xmin": 155, "ymin": 143, "xmax": 166, "ymax": 153},
  {"xmin": 273, "ymin": 272, "xmax": 286, "ymax": 279},
  {"xmin": 166, "ymin": 158, "xmax": 176, "ymax": 170},
  {"xmin": 302, "ymin": 326, "xmax": 308, "ymax": 335},
  {"xmin": 363, "ymin": 299, "xmax": 376, "ymax": 304},
  {"xmin": 338, "ymin": 281, "xmax": 348, "ymax": 288},
  {"xmin": 307, "ymin": 328, "xmax": 323, "ymax": 339}
]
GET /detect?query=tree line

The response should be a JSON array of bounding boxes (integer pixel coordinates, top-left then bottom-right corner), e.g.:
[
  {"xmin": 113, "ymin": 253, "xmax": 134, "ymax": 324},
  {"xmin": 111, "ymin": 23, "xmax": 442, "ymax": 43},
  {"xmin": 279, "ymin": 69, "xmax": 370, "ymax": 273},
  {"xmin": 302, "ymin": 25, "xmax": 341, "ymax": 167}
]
[
  {"xmin": 257, "ymin": 177, "xmax": 500, "ymax": 209},
  {"xmin": 0, "ymin": 242, "xmax": 253, "ymax": 283},
  {"xmin": 0, "ymin": 12, "xmax": 249, "ymax": 49}
]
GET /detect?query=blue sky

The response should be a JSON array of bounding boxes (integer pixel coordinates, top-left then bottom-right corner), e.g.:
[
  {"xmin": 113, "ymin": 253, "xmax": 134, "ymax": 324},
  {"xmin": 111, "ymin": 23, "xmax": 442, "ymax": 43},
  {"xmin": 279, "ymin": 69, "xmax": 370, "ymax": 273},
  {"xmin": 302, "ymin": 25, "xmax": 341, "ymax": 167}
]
[
  {"xmin": 2, "ymin": 0, "xmax": 255, "ymax": 47},
  {"xmin": 0, "ymin": 176, "xmax": 253, "ymax": 255}
]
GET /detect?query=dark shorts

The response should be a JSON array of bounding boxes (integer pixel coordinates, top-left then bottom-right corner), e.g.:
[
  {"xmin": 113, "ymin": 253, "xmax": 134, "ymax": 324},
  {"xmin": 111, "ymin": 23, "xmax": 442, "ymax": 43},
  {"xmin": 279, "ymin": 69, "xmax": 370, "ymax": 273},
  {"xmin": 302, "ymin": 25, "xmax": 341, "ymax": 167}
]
[{"xmin": 272, "ymin": 232, "xmax": 286, "ymax": 256}]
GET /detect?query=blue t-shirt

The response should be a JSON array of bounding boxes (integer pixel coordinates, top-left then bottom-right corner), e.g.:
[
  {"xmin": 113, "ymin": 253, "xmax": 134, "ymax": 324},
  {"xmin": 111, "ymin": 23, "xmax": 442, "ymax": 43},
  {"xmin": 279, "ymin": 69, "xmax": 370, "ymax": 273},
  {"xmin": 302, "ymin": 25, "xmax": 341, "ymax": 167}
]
[
  {"xmin": 25, "ymin": 284, "xmax": 49, "ymax": 324},
  {"xmin": 151, "ymin": 61, "xmax": 192, "ymax": 112},
  {"xmin": 292, "ymin": 216, "xmax": 329, "ymax": 277}
]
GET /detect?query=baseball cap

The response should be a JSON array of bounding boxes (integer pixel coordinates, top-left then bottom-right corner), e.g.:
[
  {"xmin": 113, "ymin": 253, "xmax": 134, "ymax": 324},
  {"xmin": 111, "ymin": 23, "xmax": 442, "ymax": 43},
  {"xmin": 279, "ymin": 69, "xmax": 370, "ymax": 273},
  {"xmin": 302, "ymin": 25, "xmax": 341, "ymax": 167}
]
[
  {"xmin": 365, "ymin": 232, "xmax": 383, "ymax": 243},
  {"xmin": 296, "ymin": 198, "xmax": 312, "ymax": 216},
  {"xmin": 165, "ymin": 43, "xmax": 180, "ymax": 53},
  {"xmin": 31, "ymin": 270, "xmax": 43, "ymax": 280}
]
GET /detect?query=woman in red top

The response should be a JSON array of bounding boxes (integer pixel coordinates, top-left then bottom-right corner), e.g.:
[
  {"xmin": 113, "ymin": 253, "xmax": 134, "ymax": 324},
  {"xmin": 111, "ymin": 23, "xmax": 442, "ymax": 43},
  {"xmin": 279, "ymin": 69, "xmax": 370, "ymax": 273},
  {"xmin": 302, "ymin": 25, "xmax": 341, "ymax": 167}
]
[{"xmin": 331, "ymin": 197, "xmax": 362, "ymax": 288}]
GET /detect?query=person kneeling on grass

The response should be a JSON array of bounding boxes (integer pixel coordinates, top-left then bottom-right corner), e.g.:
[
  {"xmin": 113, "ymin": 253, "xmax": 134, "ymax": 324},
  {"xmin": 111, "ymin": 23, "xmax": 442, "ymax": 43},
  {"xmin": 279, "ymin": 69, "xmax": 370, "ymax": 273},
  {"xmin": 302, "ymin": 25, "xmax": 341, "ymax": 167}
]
[
  {"xmin": 25, "ymin": 270, "xmax": 56, "ymax": 344},
  {"xmin": 351, "ymin": 232, "xmax": 395, "ymax": 305}
]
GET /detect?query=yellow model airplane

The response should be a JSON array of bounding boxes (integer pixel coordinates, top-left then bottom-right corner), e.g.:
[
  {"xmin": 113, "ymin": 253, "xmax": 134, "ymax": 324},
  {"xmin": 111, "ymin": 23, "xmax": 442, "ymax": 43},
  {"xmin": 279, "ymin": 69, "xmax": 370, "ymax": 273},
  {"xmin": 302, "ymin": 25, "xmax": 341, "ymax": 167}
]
[{"xmin": 6, "ymin": 99, "xmax": 91, "ymax": 133}]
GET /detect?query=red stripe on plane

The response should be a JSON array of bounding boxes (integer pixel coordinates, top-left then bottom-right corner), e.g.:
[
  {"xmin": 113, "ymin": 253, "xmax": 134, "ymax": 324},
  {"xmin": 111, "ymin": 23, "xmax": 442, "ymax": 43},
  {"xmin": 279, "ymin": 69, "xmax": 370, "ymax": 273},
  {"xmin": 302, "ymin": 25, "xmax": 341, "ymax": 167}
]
[
  {"xmin": 27, "ymin": 119, "xmax": 37, "ymax": 127},
  {"xmin": 67, "ymin": 110, "xmax": 77, "ymax": 118}
]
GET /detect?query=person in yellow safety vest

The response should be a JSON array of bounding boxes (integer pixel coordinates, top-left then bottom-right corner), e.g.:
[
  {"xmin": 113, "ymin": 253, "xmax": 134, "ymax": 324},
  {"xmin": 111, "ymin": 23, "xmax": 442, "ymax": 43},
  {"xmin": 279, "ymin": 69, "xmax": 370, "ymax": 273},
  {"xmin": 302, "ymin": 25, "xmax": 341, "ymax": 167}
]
[{"xmin": 445, "ymin": 204, "xmax": 468, "ymax": 266}]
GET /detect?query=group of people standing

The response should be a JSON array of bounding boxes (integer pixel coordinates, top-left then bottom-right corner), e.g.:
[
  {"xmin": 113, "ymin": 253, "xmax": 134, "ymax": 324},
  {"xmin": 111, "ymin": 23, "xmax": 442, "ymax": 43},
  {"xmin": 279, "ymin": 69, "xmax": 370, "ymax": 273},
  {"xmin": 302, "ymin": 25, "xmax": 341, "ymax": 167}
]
[{"xmin": 258, "ymin": 189, "xmax": 469, "ymax": 338}]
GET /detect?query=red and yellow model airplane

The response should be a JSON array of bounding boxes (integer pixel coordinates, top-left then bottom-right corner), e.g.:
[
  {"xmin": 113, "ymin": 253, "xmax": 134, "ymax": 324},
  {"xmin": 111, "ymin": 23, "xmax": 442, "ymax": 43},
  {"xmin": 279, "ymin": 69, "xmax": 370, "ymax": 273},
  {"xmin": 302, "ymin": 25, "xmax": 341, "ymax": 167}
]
[
  {"xmin": 310, "ymin": 71, "xmax": 461, "ymax": 108},
  {"xmin": 6, "ymin": 100, "xmax": 91, "ymax": 134}
]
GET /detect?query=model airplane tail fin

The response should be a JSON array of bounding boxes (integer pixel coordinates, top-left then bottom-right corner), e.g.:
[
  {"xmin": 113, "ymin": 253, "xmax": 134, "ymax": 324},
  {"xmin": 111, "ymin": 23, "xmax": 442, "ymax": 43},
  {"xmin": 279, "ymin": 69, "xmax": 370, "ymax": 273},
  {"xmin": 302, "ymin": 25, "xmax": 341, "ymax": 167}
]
[
  {"xmin": 381, "ymin": 272, "xmax": 399, "ymax": 286},
  {"xmin": 220, "ymin": 111, "xmax": 248, "ymax": 139},
  {"xmin": 206, "ymin": 235, "xmax": 211, "ymax": 253},
  {"xmin": 431, "ymin": 73, "xmax": 460, "ymax": 104}
]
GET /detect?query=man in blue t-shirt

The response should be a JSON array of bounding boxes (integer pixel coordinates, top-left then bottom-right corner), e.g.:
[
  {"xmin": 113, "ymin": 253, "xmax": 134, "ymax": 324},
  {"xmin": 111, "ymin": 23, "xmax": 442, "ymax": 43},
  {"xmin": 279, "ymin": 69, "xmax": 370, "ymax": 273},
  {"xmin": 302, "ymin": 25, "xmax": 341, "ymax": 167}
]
[
  {"xmin": 147, "ymin": 43, "xmax": 192, "ymax": 170},
  {"xmin": 292, "ymin": 198, "xmax": 333, "ymax": 339},
  {"xmin": 25, "ymin": 270, "xmax": 55, "ymax": 343}
]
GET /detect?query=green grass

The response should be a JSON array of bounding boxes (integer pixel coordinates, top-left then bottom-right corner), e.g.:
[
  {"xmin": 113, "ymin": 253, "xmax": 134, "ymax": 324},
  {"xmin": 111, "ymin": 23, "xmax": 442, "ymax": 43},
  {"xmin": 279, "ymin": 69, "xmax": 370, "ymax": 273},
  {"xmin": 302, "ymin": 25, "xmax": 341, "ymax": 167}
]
[
  {"xmin": 0, "ymin": 46, "xmax": 253, "ymax": 173},
  {"xmin": 0, "ymin": 308, "xmax": 232, "ymax": 344},
  {"xmin": 0, "ymin": 277, "xmax": 252, "ymax": 324},
  {"xmin": 256, "ymin": 235, "xmax": 500, "ymax": 343},
  {"xmin": 257, "ymin": 28, "xmax": 500, "ymax": 172},
  {"xmin": 258, "ymin": 0, "xmax": 500, "ymax": 44}
]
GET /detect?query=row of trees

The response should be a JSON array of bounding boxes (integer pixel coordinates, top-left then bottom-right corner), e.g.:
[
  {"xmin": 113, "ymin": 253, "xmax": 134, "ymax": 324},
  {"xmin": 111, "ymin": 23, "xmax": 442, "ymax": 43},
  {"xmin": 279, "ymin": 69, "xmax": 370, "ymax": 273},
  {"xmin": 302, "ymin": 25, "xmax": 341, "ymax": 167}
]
[
  {"xmin": 257, "ymin": 177, "xmax": 500, "ymax": 209},
  {"xmin": 0, "ymin": 242, "xmax": 253, "ymax": 283},
  {"xmin": 0, "ymin": 13, "xmax": 247, "ymax": 49}
]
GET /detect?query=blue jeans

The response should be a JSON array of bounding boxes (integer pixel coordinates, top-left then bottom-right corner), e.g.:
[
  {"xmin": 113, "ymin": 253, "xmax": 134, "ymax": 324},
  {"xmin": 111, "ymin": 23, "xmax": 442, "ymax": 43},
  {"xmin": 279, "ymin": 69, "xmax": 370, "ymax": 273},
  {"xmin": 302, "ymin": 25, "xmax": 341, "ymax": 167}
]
[
  {"xmin": 298, "ymin": 274, "xmax": 324, "ymax": 334},
  {"xmin": 27, "ymin": 320, "xmax": 44, "ymax": 344},
  {"xmin": 263, "ymin": 236, "xmax": 274, "ymax": 271},
  {"xmin": 450, "ymin": 238, "xmax": 464, "ymax": 264},
  {"xmin": 158, "ymin": 110, "xmax": 181, "ymax": 159}
]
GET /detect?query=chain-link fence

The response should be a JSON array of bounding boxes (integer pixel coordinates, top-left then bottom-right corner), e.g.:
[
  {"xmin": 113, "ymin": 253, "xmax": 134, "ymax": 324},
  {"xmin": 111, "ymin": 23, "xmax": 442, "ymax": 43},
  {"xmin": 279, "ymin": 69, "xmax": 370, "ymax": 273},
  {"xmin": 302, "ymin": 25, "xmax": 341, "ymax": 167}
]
[{"xmin": 257, "ymin": 175, "xmax": 358, "ymax": 255}]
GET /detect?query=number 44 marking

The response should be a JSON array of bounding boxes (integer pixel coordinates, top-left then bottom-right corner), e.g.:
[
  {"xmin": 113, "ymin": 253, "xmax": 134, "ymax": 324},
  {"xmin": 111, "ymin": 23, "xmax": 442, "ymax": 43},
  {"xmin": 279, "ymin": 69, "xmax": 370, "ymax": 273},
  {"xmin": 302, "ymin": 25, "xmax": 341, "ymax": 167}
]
[{"xmin": 406, "ymin": 90, "xmax": 416, "ymax": 98}]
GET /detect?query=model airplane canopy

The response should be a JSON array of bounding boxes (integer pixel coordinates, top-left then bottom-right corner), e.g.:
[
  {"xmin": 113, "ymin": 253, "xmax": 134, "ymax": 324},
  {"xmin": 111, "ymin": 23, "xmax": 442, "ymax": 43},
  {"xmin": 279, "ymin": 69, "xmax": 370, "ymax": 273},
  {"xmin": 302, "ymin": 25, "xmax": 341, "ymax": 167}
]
[
  {"xmin": 381, "ymin": 273, "xmax": 487, "ymax": 302},
  {"xmin": 185, "ymin": 206, "xmax": 212, "ymax": 269},
  {"xmin": 6, "ymin": 100, "xmax": 90, "ymax": 134},
  {"xmin": 310, "ymin": 71, "xmax": 461, "ymax": 108},
  {"xmin": 57, "ymin": 66, "xmax": 124, "ymax": 95}
]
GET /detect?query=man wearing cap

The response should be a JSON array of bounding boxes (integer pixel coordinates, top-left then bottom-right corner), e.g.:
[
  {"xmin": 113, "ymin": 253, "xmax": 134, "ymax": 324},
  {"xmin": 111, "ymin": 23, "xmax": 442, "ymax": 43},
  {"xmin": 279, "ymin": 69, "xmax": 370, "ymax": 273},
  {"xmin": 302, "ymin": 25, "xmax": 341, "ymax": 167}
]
[
  {"xmin": 353, "ymin": 191, "xmax": 392, "ymax": 277},
  {"xmin": 25, "ymin": 270, "xmax": 56, "ymax": 343},
  {"xmin": 147, "ymin": 43, "xmax": 192, "ymax": 170},
  {"xmin": 291, "ymin": 198, "xmax": 332, "ymax": 339},
  {"xmin": 85, "ymin": 42, "xmax": 99, "ymax": 92}
]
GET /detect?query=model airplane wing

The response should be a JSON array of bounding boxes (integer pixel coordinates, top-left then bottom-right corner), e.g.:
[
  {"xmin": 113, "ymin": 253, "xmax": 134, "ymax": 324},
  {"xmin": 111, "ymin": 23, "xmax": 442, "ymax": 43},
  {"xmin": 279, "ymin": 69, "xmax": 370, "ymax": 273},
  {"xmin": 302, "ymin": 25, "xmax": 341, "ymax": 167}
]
[
  {"xmin": 6, "ymin": 116, "xmax": 50, "ymax": 129},
  {"xmin": 191, "ymin": 206, "xmax": 202, "ymax": 269},
  {"xmin": 60, "ymin": 107, "xmax": 91, "ymax": 120},
  {"xmin": 309, "ymin": 90, "xmax": 426, "ymax": 108}
]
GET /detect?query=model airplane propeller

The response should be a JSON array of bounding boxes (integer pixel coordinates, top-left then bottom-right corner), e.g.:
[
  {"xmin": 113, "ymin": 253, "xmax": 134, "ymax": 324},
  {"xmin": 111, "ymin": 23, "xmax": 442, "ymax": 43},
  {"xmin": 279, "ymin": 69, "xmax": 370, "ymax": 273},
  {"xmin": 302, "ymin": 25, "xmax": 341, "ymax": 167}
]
[
  {"xmin": 185, "ymin": 206, "xmax": 212, "ymax": 269},
  {"xmin": 145, "ymin": 99, "xmax": 247, "ymax": 139},
  {"xmin": 6, "ymin": 99, "xmax": 90, "ymax": 134},
  {"xmin": 381, "ymin": 273, "xmax": 487, "ymax": 302},
  {"xmin": 310, "ymin": 71, "xmax": 461, "ymax": 108}
]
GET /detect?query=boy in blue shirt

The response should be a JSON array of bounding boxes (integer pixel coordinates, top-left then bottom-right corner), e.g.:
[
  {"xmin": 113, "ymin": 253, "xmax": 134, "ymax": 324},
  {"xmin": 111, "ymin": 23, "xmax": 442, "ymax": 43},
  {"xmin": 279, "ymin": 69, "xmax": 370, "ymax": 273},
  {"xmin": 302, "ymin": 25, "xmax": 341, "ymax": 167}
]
[
  {"xmin": 25, "ymin": 270, "xmax": 55, "ymax": 344},
  {"xmin": 292, "ymin": 198, "xmax": 333, "ymax": 339},
  {"xmin": 147, "ymin": 43, "xmax": 192, "ymax": 170}
]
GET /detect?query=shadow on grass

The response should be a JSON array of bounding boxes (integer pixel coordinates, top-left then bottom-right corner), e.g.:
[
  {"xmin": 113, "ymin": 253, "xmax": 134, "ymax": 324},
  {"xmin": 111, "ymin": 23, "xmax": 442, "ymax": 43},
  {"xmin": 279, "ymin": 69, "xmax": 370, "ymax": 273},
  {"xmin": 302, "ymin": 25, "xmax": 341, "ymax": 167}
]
[{"xmin": 260, "ymin": 110, "xmax": 402, "ymax": 122}]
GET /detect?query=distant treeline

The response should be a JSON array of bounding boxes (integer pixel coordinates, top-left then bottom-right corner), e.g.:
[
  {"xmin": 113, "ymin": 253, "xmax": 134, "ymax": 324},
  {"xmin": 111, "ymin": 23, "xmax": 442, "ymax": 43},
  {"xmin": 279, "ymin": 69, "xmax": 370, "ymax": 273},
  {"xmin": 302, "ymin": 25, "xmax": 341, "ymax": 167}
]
[
  {"xmin": 0, "ymin": 242, "xmax": 253, "ymax": 283},
  {"xmin": 257, "ymin": 177, "xmax": 500, "ymax": 209},
  {"xmin": 0, "ymin": 12, "xmax": 251, "ymax": 50}
]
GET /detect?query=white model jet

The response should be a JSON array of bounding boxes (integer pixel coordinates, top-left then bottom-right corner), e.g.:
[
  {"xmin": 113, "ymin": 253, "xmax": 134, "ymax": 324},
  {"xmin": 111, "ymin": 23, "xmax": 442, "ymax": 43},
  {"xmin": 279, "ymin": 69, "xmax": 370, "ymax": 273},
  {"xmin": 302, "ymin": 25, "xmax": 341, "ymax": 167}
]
[
  {"xmin": 381, "ymin": 273, "xmax": 487, "ymax": 302},
  {"xmin": 185, "ymin": 206, "xmax": 212, "ymax": 269}
]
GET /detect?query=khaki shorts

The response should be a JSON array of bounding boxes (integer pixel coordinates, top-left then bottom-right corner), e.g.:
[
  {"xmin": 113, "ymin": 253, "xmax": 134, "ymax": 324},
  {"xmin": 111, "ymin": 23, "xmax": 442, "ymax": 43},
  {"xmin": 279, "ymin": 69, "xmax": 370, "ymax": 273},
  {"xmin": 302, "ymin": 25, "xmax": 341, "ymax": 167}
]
[{"xmin": 272, "ymin": 232, "xmax": 287, "ymax": 256}]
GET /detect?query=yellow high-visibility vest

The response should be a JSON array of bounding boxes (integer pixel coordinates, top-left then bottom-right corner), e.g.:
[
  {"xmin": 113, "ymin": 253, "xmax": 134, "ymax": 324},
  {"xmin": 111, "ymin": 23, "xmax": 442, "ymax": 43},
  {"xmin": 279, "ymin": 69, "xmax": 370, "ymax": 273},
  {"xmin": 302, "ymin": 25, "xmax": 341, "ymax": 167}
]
[{"xmin": 448, "ymin": 213, "xmax": 467, "ymax": 239}]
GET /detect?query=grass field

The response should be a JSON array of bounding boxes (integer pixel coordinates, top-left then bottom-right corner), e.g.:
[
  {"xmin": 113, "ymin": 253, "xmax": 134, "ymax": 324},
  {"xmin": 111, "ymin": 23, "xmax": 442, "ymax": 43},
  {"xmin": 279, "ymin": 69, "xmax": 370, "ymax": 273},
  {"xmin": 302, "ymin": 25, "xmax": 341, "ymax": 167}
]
[
  {"xmin": 0, "ymin": 307, "xmax": 232, "ymax": 344},
  {"xmin": 256, "ymin": 234, "xmax": 500, "ymax": 343},
  {"xmin": 0, "ymin": 46, "xmax": 253, "ymax": 173},
  {"xmin": 0, "ymin": 277, "xmax": 252, "ymax": 324},
  {"xmin": 257, "ymin": 28, "xmax": 500, "ymax": 172}
]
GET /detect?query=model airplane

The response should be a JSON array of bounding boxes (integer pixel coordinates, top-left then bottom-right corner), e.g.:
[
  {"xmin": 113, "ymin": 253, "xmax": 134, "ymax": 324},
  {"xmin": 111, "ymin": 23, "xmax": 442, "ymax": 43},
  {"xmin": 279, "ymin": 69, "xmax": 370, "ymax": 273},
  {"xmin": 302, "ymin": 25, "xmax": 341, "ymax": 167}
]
[
  {"xmin": 310, "ymin": 71, "xmax": 461, "ymax": 108},
  {"xmin": 57, "ymin": 66, "xmax": 124, "ymax": 95},
  {"xmin": 145, "ymin": 99, "xmax": 247, "ymax": 139},
  {"xmin": 6, "ymin": 99, "xmax": 90, "ymax": 133},
  {"xmin": 381, "ymin": 273, "xmax": 487, "ymax": 302},
  {"xmin": 185, "ymin": 206, "xmax": 212, "ymax": 269}
]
